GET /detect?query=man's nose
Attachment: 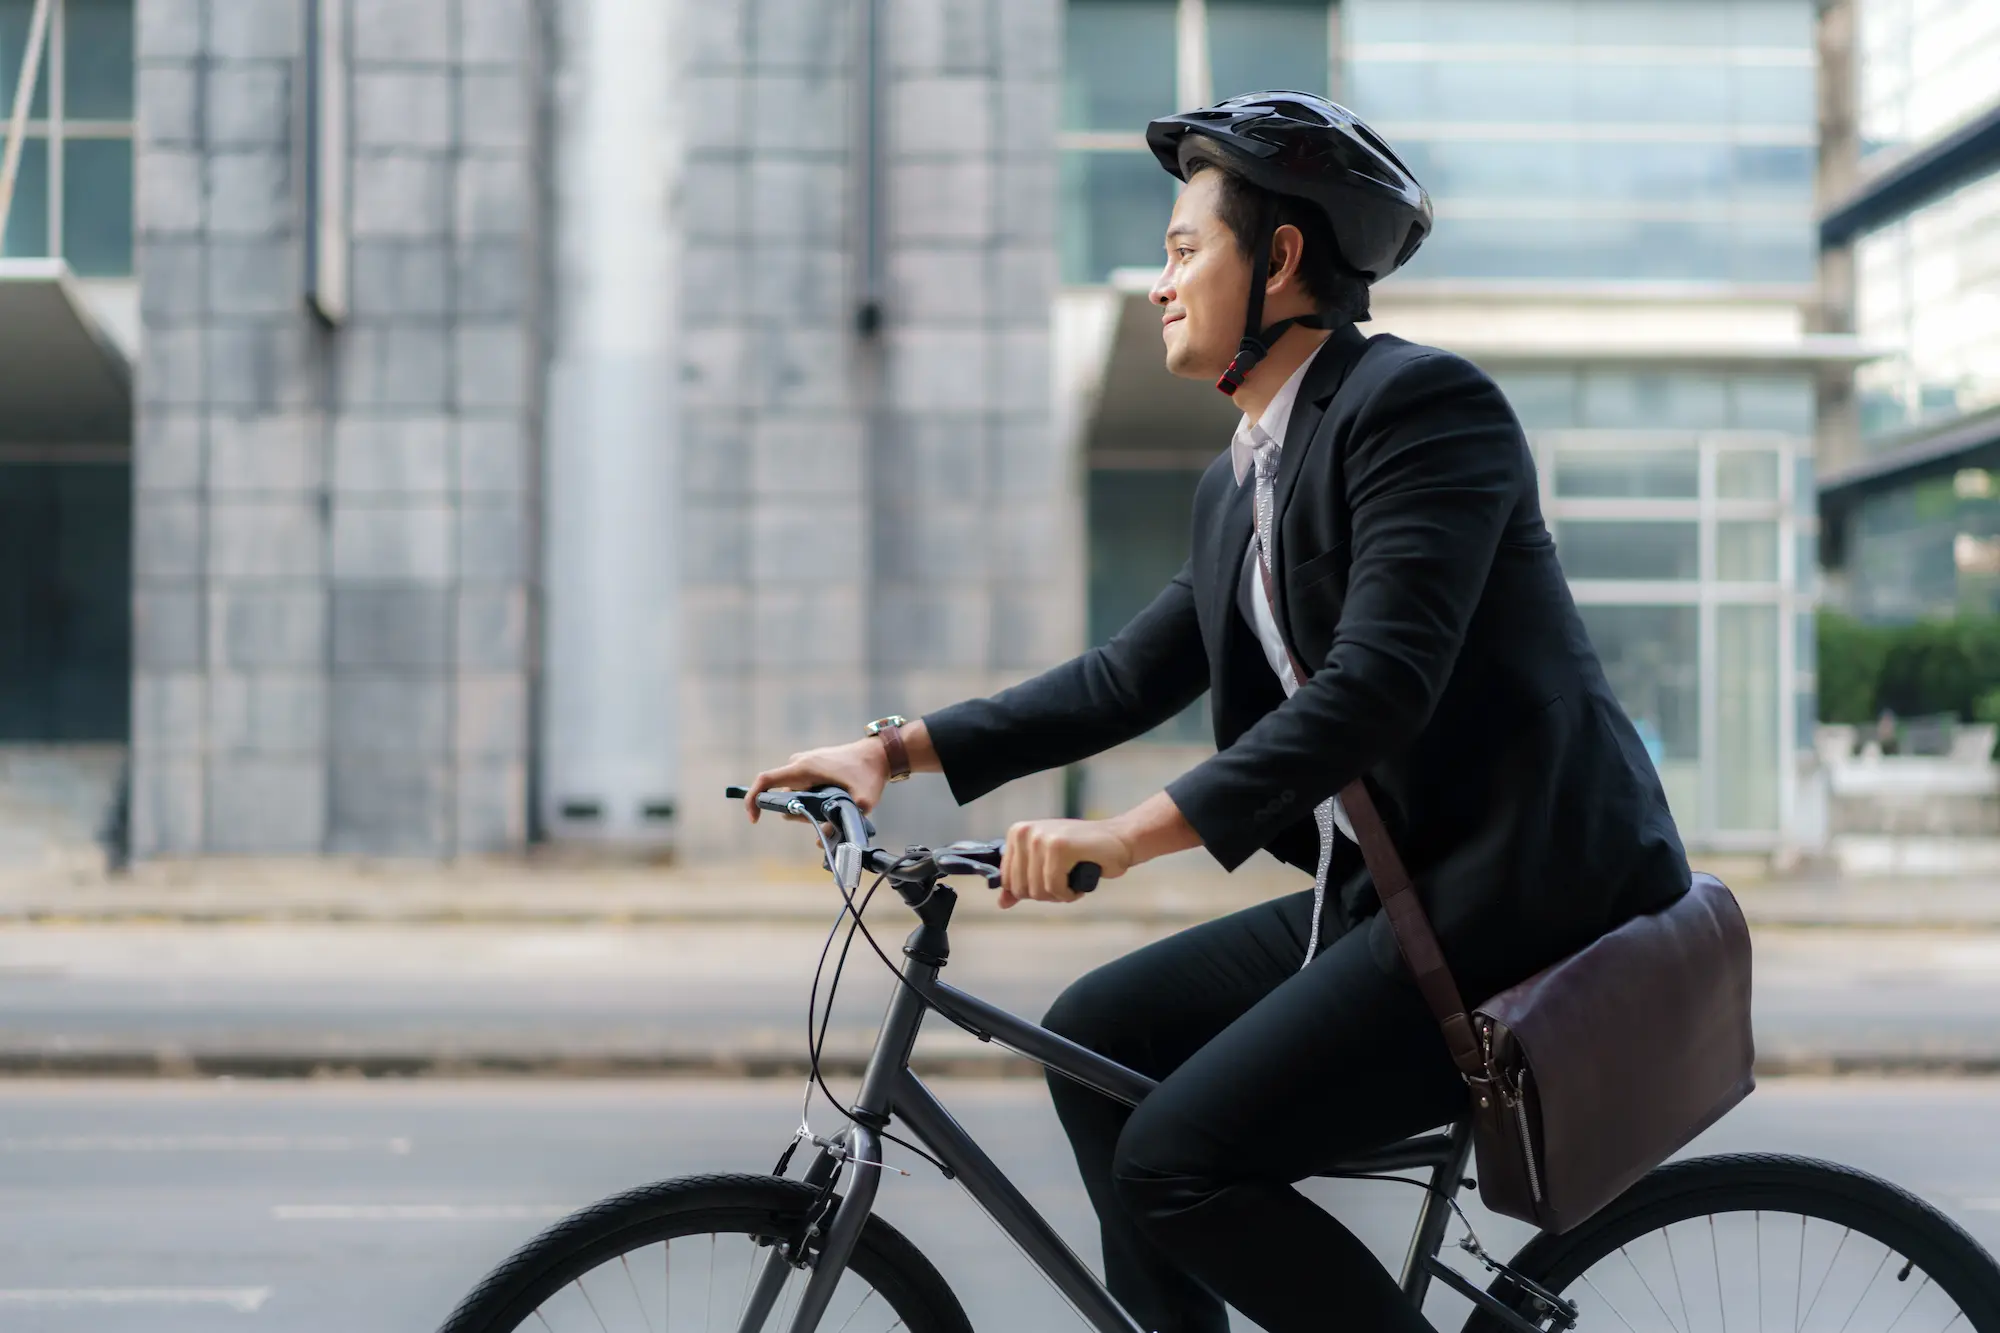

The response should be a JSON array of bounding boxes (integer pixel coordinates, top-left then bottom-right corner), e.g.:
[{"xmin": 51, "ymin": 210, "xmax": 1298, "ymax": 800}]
[{"xmin": 1150, "ymin": 262, "xmax": 1175, "ymax": 307}]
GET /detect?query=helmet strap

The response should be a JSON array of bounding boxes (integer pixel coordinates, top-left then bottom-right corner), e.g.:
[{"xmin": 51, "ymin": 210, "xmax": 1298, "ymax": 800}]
[{"xmin": 1216, "ymin": 196, "xmax": 1333, "ymax": 396}]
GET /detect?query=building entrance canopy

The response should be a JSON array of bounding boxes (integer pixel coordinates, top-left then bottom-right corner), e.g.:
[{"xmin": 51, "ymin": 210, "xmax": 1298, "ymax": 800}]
[{"xmin": 0, "ymin": 259, "xmax": 130, "ymax": 449}]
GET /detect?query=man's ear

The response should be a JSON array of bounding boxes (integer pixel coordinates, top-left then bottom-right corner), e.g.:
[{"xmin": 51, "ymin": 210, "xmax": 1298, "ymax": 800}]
[{"xmin": 1267, "ymin": 222, "xmax": 1308, "ymax": 297}]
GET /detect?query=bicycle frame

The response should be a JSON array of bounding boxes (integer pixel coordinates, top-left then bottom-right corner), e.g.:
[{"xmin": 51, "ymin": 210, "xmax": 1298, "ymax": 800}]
[{"xmin": 751, "ymin": 876, "xmax": 1478, "ymax": 1333}]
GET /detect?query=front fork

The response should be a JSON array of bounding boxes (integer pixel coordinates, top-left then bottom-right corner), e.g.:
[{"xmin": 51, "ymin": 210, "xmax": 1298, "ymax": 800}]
[{"xmin": 736, "ymin": 1128, "xmax": 885, "ymax": 1333}]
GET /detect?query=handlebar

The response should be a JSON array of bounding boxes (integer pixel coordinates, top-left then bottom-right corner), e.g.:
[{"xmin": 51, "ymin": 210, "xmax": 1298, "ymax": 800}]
[{"xmin": 724, "ymin": 787, "xmax": 1099, "ymax": 893}]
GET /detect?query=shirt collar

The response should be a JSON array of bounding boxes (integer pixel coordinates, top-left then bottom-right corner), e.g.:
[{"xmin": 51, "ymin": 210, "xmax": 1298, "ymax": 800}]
[{"xmin": 1229, "ymin": 335, "xmax": 1331, "ymax": 486}]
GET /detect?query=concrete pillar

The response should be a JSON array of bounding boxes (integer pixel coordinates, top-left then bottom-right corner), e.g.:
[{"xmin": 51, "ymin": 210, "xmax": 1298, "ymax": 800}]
[{"xmin": 540, "ymin": 0, "xmax": 682, "ymax": 846}]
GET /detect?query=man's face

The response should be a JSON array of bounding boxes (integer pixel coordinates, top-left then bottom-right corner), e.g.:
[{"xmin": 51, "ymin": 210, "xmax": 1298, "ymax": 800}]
[{"xmin": 1151, "ymin": 169, "xmax": 1250, "ymax": 380}]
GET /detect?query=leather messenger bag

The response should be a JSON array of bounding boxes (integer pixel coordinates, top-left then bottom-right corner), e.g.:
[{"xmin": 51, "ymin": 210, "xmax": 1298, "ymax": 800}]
[{"xmin": 1340, "ymin": 780, "xmax": 1756, "ymax": 1234}]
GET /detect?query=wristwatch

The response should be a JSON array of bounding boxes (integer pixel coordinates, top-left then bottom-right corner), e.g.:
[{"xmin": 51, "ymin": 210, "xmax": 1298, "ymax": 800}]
[{"xmin": 865, "ymin": 715, "xmax": 912, "ymax": 783}]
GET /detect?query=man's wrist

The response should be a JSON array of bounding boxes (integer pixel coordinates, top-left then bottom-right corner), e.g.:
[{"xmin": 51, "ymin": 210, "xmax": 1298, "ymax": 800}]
[{"xmin": 1107, "ymin": 791, "xmax": 1202, "ymax": 867}]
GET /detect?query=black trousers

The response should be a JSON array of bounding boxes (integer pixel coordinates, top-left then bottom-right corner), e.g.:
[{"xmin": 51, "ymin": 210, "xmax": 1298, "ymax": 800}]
[{"xmin": 1043, "ymin": 888, "xmax": 1467, "ymax": 1333}]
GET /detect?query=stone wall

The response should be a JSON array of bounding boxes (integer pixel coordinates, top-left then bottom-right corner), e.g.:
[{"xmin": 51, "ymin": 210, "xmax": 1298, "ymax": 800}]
[
  {"xmin": 128, "ymin": 0, "xmax": 1075, "ymax": 859},
  {"xmin": 130, "ymin": 0, "xmax": 543, "ymax": 856},
  {"xmin": 672, "ymin": 0, "xmax": 1076, "ymax": 857}
]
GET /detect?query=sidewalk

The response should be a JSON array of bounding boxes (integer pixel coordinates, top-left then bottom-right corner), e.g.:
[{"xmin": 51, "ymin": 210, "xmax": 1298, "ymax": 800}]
[
  {"xmin": 0, "ymin": 856, "xmax": 1996, "ymax": 1080},
  {"xmin": 1, "ymin": 851, "xmax": 1994, "ymax": 928}
]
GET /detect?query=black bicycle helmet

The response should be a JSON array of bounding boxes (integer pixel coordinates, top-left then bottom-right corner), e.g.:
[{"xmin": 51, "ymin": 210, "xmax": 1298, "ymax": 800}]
[{"xmin": 1146, "ymin": 91, "xmax": 1432, "ymax": 394}]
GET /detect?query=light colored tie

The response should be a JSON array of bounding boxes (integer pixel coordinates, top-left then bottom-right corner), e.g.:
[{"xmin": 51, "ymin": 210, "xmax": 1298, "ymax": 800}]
[{"xmin": 1251, "ymin": 439, "xmax": 1340, "ymax": 968}]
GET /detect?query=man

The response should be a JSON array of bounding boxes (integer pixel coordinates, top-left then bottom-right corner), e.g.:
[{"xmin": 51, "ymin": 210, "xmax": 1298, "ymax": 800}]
[{"xmin": 746, "ymin": 93, "xmax": 1689, "ymax": 1333}]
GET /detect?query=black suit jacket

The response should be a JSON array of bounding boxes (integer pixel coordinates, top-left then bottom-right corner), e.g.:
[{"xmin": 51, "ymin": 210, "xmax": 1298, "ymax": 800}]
[{"xmin": 925, "ymin": 325, "xmax": 1690, "ymax": 999}]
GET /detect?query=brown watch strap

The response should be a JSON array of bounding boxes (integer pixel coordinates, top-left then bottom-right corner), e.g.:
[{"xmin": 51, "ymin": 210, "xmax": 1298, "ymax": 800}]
[{"xmin": 877, "ymin": 722, "xmax": 912, "ymax": 782}]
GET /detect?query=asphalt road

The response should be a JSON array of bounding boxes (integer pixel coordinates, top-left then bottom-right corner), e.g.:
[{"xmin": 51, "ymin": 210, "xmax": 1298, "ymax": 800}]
[
  {"xmin": 0, "ymin": 1077, "xmax": 1998, "ymax": 1333},
  {"xmin": 0, "ymin": 917, "xmax": 1998, "ymax": 1070}
]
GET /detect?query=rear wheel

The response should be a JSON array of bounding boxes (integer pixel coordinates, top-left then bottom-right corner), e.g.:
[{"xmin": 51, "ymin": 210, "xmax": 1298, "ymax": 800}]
[
  {"xmin": 1464, "ymin": 1154, "xmax": 2000, "ymax": 1333},
  {"xmin": 437, "ymin": 1173, "xmax": 972, "ymax": 1333}
]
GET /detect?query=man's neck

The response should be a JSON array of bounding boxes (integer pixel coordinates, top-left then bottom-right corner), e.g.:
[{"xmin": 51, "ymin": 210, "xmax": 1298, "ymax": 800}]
[{"xmin": 1229, "ymin": 322, "xmax": 1333, "ymax": 424}]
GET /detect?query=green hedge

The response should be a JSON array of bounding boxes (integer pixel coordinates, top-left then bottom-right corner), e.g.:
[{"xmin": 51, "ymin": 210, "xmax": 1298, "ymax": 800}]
[{"xmin": 1819, "ymin": 610, "xmax": 2000, "ymax": 723}]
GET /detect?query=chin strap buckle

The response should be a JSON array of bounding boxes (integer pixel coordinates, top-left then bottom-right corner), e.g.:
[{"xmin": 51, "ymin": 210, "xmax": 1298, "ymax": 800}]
[{"xmin": 1215, "ymin": 337, "xmax": 1270, "ymax": 396}]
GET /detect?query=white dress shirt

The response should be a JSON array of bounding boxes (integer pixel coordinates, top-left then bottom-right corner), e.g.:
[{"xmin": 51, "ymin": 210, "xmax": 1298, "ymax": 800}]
[{"xmin": 1229, "ymin": 338, "xmax": 1357, "ymax": 844}]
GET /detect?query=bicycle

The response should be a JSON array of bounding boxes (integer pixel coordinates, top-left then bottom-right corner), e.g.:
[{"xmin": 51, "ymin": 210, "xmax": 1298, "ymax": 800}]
[{"xmin": 439, "ymin": 784, "xmax": 2000, "ymax": 1333}]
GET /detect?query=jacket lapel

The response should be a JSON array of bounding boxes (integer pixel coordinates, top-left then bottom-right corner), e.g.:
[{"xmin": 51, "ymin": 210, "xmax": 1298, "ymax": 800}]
[
  {"xmin": 1267, "ymin": 323, "xmax": 1370, "ymax": 646},
  {"xmin": 1209, "ymin": 467, "xmax": 1257, "ymax": 645}
]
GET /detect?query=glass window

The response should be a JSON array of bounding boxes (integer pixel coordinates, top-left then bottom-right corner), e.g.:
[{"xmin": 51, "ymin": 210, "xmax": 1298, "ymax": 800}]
[
  {"xmin": 1732, "ymin": 1, "xmax": 1814, "ymax": 47},
  {"xmin": 1208, "ymin": 0, "xmax": 1328, "ymax": 102},
  {"xmin": 1793, "ymin": 454, "xmax": 1815, "ymax": 517},
  {"xmin": 1432, "ymin": 58, "xmax": 1579, "ymax": 123},
  {"xmin": 1796, "ymin": 530, "xmax": 1818, "ymax": 594},
  {"xmin": 1730, "ymin": 64, "xmax": 1814, "ymax": 125},
  {"xmin": 1580, "ymin": 0, "xmax": 1728, "ymax": 46},
  {"xmin": 1060, "ymin": 150, "xmax": 1176, "ymax": 283},
  {"xmin": 64, "ymin": 0, "xmax": 133, "ymax": 120},
  {"xmin": 1494, "ymin": 371, "xmax": 1578, "ymax": 431},
  {"xmin": 1581, "ymin": 372, "xmax": 1730, "ymax": 431},
  {"xmin": 1553, "ymin": 448, "xmax": 1699, "ymax": 499},
  {"xmin": 0, "ymin": 136, "xmax": 48, "ymax": 257},
  {"xmin": 1727, "ymin": 218, "xmax": 1817, "ymax": 283},
  {"xmin": 0, "ymin": 0, "xmax": 53, "ymax": 119},
  {"xmin": 1344, "ymin": 58, "xmax": 1436, "ymax": 122},
  {"xmin": 1717, "ymin": 520, "xmax": 1779, "ymax": 580},
  {"xmin": 1089, "ymin": 469, "xmax": 1208, "ymax": 742},
  {"xmin": 1733, "ymin": 375, "xmax": 1815, "ymax": 432},
  {"xmin": 62, "ymin": 136, "xmax": 132, "ymax": 276},
  {"xmin": 1578, "ymin": 62, "xmax": 1729, "ymax": 124},
  {"xmin": 0, "ymin": 463, "xmax": 131, "ymax": 741},
  {"xmin": 1716, "ymin": 450, "xmax": 1779, "ymax": 499},
  {"xmin": 1577, "ymin": 140, "xmax": 1732, "ymax": 203},
  {"xmin": 1063, "ymin": 0, "xmax": 1177, "ymax": 132},
  {"xmin": 1796, "ymin": 690, "xmax": 1816, "ymax": 752},
  {"xmin": 1716, "ymin": 604, "xmax": 1780, "ymax": 831},
  {"xmin": 1731, "ymin": 144, "xmax": 1816, "ymax": 201},
  {"xmin": 1576, "ymin": 603, "xmax": 1701, "ymax": 826},
  {"xmin": 1557, "ymin": 521, "xmax": 1699, "ymax": 580},
  {"xmin": 1796, "ymin": 607, "xmax": 1816, "ymax": 674}
]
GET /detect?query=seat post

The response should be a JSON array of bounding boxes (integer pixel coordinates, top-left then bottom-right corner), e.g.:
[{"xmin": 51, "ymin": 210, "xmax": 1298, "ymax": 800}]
[{"xmin": 1399, "ymin": 1117, "xmax": 1475, "ymax": 1304}]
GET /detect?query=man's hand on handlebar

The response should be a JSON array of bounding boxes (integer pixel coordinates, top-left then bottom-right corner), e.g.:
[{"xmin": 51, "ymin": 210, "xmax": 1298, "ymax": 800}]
[
  {"xmin": 743, "ymin": 741, "xmax": 892, "ymax": 822},
  {"xmin": 999, "ymin": 819, "xmax": 1135, "ymax": 910}
]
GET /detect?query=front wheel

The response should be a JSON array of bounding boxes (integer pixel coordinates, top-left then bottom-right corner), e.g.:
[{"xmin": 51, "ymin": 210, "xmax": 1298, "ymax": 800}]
[
  {"xmin": 436, "ymin": 1173, "xmax": 973, "ymax": 1333},
  {"xmin": 1466, "ymin": 1154, "xmax": 2000, "ymax": 1333}
]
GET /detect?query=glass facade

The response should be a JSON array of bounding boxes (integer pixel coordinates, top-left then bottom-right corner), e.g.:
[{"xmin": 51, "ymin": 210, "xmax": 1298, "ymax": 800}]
[
  {"xmin": 1060, "ymin": 0, "xmax": 1817, "ymax": 285},
  {"xmin": 0, "ymin": 0, "xmax": 135, "ymax": 276},
  {"xmin": 1846, "ymin": 469, "xmax": 2000, "ymax": 622},
  {"xmin": 1061, "ymin": 0, "xmax": 1335, "ymax": 282},
  {"xmin": 1344, "ymin": 0, "xmax": 1817, "ymax": 283},
  {"xmin": 1065, "ymin": 5, "xmax": 1823, "ymax": 849},
  {"xmin": 1518, "ymin": 367, "xmax": 1817, "ymax": 838},
  {"xmin": 1855, "ymin": 0, "xmax": 2000, "ymax": 163},
  {"xmin": 1853, "ymin": 171, "xmax": 2000, "ymax": 442}
]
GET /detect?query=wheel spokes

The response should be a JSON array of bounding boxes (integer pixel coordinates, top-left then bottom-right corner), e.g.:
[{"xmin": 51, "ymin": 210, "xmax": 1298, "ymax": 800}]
[{"xmin": 1560, "ymin": 1212, "xmax": 1974, "ymax": 1333}]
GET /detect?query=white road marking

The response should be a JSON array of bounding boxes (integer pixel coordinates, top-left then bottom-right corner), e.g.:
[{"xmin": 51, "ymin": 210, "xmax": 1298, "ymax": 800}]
[
  {"xmin": 272, "ymin": 1203, "xmax": 572, "ymax": 1221},
  {"xmin": 1, "ymin": 1134, "xmax": 412, "ymax": 1153},
  {"xmin": 0, "ymin": 1287, "xmax": 271, "ymax": 1312}
]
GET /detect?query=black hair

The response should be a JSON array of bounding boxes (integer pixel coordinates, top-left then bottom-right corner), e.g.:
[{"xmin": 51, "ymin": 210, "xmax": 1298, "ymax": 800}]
[{"xmin": 1188, "ymin": 159, "xmax": 1371, "ymax": 324}]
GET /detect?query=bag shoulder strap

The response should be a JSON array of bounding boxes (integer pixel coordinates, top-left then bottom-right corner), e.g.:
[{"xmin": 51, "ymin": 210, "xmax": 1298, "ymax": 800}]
[
  {"xmin": 1250, "ymin": 547, "xmax": 1484, "ymax": 1080},
  {"xmin": 1337, "ymin": 779, "xmax": 1484, "ymax": 1079}
]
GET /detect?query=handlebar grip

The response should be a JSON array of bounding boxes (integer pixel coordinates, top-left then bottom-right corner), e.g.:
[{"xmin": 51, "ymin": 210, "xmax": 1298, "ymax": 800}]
[
  {"xmin": 724, "ymin": 785, "xmax": 808, "ymax": 817},
  {"xmin": 1068, "ymin": 862, "xmax": 1101, "ymax": 894}
]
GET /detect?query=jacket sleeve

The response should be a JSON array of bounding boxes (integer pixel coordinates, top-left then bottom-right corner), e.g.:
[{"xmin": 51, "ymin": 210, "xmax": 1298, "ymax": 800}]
[
  {"xmin": 1166, "ymin": 352, "xmax": 1524, "ymax": 869},
  {"xmin": 923, "ymin": 561, "xmax": 1208, "ymax": 806}
]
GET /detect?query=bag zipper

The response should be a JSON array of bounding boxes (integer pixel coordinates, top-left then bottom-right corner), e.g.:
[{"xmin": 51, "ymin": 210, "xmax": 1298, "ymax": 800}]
[{"xmin": 1482, "ymin": 1019, "xmax": 1543, "ymax": 1205}]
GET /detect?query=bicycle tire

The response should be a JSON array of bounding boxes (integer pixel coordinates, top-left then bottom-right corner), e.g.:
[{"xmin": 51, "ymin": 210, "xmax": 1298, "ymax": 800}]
[
  {"xmin": 1463, "ymin": 1154, "xmax": 2000, "ymax": 1333},
  {"xmin": 435, "ymin": 1172, "xmax": 974, "ymax": 1333}
]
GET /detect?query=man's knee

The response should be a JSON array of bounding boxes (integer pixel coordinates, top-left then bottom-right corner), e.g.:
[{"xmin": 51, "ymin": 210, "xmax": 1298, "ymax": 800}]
[
  {"xmin": 1041, "ymin": 963, "xmax": 1124, "ymax": 1050},
  {"xmin": 1110, "ymin": 1098, "xmax": 1219, "ymax": 1239}
]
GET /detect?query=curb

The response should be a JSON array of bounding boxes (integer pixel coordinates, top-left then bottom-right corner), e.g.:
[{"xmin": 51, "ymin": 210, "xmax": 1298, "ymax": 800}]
[{"xmin": 0, "ymin": 1048, "xmax": 1993, "ymax": 1080}]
